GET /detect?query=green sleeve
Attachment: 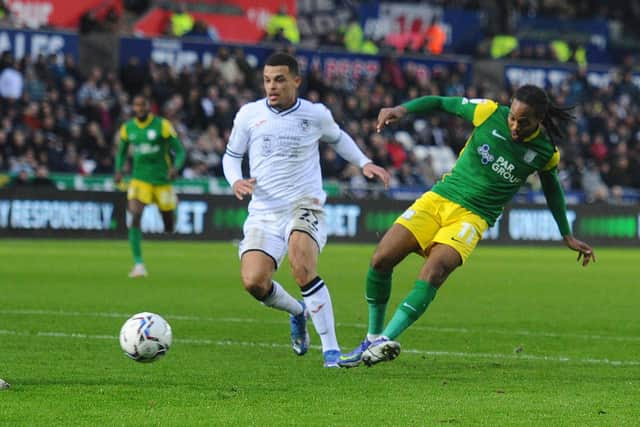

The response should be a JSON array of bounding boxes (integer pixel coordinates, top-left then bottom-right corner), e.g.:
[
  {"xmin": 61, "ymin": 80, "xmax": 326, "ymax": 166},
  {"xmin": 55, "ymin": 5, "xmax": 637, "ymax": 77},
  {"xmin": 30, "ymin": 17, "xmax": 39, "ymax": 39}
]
[
  {"xmin": 169, "ymin": 135, "xmax": 186, "ymax": 170},
  {"xmin": 539, "ymin": 169, "xmax": 572, "ymax": 236},
  {"xmin": 115, "ymin": 133, "xmax": 129, "ymax": 173},
  {"xmin": 401, "ymin": 96, "xmax": 476, "ymax": 122}
]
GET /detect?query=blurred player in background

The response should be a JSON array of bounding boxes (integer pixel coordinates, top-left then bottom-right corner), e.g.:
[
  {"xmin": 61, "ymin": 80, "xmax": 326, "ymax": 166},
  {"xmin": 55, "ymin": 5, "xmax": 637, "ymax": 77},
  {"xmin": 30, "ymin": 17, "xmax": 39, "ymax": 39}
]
[
  {"xmin": 339, "ymin": 85, "xmax": 596, "ymax": 368},
  {"xmin": 223, "ymin": 52, "xmax": 390, "ymax": 367},
  {"xmin": 114, "ymin": 94, "xmax": 186, "ymax": 278}
]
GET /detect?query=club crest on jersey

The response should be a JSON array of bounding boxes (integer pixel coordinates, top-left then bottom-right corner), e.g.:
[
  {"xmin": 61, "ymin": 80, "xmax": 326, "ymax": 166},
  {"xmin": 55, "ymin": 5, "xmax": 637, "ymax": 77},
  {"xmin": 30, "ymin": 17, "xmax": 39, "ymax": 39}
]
[
  {"xmin": 261, "ymin": 135, "xmax": 274, "ymax": 157},
  {"xmin": 299, "ymin": 119, "xmax": 310, "ymax": 132},
  {"xmin": 477, "ymin": 144, "xmax": 495, "ymax": 165},
  {"xmin": 147, "ymin": 129, "xmax": 157, "ymax": 140},
  {"xmin": 524, "ymin": 149, "xmax": 537, "ymax": 164}
]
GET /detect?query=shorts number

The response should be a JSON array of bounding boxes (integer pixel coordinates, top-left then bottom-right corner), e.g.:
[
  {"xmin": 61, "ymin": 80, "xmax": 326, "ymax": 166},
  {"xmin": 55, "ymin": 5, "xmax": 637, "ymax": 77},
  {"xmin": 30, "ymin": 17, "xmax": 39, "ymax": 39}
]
[
  {"xmin": 298, "ymin": 209, "xmax": 319, "ymax": 232},
  {"xmin": 457, "ymin": 222, "xmax": 477, "ymax": 245}
]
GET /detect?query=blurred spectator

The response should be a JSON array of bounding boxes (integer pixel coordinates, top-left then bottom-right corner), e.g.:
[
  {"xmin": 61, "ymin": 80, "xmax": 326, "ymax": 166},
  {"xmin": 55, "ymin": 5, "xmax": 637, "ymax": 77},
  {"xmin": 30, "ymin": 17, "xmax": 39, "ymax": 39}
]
[
  {"xmin": 120, "ymin": 57, "xmax": 146, "ymax": 97},
  {"xmin": 342, "ymin": 18, "xmax": 378, "ymax": 54},
  {"xmin": 170, "ymin": 3, "xmax": 194, "ymax": 37},
  {"xmin": 7, "ymin": 165, "xmax": 33, "ymax": 187},
  {"xmin": 265, "ymin": 5, "xmax": 300, "ymax": 44},
  {"xmin": 213, "ymin": 47, "xmax": 241, "ymax": 85},
  {"xmin": 581, "ymin": 160, "xmax": 609, "ymax": 203},
  {"xmin": 183, "ymin": 20, "xmax": 220, "ymax": 42},
  {"xmin": 344, "ymin": 18, "xmax": 364, "ymax": 53},
  {"xmin": 31, "ymin": 164, "xmax": 56, "ymax": 188},
  {"xmin": 422, "ymin": 16, "xmax": 447, "ymax": 55},
  {"xmin": 0, "ymin": 1, "xmax": 13, "ymax": 27},
  {"xmin": 489, "ymin": 34, "xmax": 519, "ymax": 58},
  {"xmin": 124, "ymin": 0, "xmax": 150, "ymax": 14},
  {"xmin": 0, "ymin": 55, "xmax": 23, "ymax": 100}
]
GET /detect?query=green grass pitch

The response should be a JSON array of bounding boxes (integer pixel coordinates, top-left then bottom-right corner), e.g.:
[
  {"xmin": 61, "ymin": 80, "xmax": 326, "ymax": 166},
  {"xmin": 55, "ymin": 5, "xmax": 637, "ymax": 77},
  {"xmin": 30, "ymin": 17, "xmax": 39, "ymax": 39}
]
[{"xmin": 0, "ymin": 240, "xmax": 638, "ymax": 425}]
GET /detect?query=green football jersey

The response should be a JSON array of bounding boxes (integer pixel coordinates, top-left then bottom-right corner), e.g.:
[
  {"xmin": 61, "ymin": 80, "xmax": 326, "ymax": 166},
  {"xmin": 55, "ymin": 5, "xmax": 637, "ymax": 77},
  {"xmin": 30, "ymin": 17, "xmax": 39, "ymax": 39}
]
[
  {"xmin": 115, "ymin": 115, "xmax": 186, "ymax": 185},
  {"xmin": 421, "ymin": 97, "xmax": 559, "ymax": 226}
]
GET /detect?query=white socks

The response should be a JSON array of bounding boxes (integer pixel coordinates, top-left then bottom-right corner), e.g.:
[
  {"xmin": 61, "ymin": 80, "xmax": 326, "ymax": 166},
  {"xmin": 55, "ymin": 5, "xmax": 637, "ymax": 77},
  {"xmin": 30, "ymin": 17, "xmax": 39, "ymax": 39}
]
[
  {"xmin": 262, "ymin": 281, "xmax": 303, "ymax": 316},
  {"xmin": 261, "ymin": 277, "xmax": 340, "ymax": 353},
  {"xmin": 301, "ymin": 277, "xmax": 339, "ymax": 352}
]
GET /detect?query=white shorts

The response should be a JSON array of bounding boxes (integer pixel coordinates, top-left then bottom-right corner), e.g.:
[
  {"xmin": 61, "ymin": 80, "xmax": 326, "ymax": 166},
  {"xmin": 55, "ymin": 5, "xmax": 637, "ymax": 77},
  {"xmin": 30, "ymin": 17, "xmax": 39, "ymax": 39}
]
[{"xmin": 239, "ymin": 205, "xmax": 327, "ymax": 268}]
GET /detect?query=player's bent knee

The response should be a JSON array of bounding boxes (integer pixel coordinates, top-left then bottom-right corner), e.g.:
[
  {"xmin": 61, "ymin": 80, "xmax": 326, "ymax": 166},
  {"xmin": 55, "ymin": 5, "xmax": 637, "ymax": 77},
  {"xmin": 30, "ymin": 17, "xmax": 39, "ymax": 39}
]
[
  {"xmin": 370, "ymin": 249, "xmax": 396, "ymax": 273},
  {"xmin": 424, "ymin": 263, "xmax": 456, "ymax": 288},
  {"xmin": 240, "ymin": 271, "xmax": 271, "ymax": 299},
  {"xmin": 242, "ymin": 281, "xmax": 271, "ymax": 300}
]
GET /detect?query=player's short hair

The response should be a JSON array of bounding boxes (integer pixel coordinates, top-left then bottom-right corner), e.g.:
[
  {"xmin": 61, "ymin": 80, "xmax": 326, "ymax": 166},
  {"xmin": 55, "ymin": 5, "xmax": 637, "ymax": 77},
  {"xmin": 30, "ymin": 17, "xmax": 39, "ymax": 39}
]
[
  {"xmin": 264, "ymin": 52, "xmax": 299, "ymax": 76},
  {"xmin": 133, "ymin": 93, "xmax": 149, "ymax": 104}
]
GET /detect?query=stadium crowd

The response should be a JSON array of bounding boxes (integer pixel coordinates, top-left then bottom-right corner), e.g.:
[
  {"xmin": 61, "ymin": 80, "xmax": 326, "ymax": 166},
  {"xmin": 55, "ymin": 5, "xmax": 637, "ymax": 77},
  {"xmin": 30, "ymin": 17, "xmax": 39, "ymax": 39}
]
[{"xmin": 1, "ymin": 45, "xmax": 638, "ymax": 202}]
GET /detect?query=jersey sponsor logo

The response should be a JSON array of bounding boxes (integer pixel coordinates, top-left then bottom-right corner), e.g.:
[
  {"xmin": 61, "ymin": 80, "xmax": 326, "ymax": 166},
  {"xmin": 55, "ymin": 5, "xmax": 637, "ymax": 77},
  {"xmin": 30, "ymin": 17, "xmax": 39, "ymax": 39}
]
[
  {"xmin": 477, "ymin": 145, "xmax": 522, "ymax": 184},
  {"xmin": 491, "ymin": 129, "xmax": 507, "ymax": 141},
  {"xmin": 477, "ymin": 144, "xmax": 495, "ymax": 165},
  {"xmin": 491, "ymin": 156, "xmax": 522, "ymax": 184},
  {"xmin": 524, "ymin": 149, "xmax": 537, "ymax": 164},
  {"xmin": 134, "ymin": 143, "xmax": 160, "ymax": 155},
  {"xmin": 147, "ymin": 129, "xmax": 157, "ymax": 140}
]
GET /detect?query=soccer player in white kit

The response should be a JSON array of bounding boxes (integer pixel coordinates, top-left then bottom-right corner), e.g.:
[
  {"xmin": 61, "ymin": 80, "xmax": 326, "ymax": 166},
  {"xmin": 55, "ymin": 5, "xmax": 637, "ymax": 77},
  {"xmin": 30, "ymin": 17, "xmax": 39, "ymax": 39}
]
[{"xmin": 223, "ymin": 52, "xmax": 390, "ymax": 367}]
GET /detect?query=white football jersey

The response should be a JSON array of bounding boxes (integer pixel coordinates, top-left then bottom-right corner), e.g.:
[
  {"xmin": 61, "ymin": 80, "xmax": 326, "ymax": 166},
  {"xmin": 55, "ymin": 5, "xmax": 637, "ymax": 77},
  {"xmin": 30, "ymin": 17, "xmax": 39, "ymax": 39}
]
[{"xmin": 225, "ymin": 98, "xmax": 342, "ymax": 212}]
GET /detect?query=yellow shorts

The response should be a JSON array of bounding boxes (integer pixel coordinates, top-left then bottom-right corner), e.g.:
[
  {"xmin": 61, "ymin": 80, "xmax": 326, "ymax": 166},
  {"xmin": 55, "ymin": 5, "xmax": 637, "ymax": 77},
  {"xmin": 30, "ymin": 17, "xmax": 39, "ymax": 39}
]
[
  {"xmin": 127, "ymin": 179, "xmax": 177, "ymax": 211},
  {"xmin": 395, "ymin": 192, "xmax": 489, "ymax": 263}
]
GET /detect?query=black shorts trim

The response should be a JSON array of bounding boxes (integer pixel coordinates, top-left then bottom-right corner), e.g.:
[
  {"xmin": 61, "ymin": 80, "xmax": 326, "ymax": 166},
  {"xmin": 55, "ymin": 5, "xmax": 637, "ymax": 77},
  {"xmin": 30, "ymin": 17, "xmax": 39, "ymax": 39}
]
[
  {"xmin": 288, "ymin": 229, "xmax": 320, "ymax": 251},
  {"xmin": 240, "ymin": 249, "xmax": 278, "ymax": 270}
]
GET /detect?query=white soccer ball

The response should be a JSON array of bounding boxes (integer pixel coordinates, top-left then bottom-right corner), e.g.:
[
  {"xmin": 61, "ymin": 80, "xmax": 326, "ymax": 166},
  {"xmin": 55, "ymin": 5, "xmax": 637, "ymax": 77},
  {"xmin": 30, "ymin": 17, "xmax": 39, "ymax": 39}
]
[{"xmin": 119, "ymin": 312, "xmax": 172, "ymax": 363}]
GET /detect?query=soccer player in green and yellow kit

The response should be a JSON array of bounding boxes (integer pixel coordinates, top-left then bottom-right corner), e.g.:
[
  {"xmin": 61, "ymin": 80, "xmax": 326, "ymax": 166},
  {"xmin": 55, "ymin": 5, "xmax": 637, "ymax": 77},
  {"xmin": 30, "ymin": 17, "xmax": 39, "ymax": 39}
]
[
  {"xmin": 339, "ymin": 84, "xmax": 596, "ymax": 367},
  {"xmin": 114, "ymin": 95, "xmax": 186, "ymax": 278}
]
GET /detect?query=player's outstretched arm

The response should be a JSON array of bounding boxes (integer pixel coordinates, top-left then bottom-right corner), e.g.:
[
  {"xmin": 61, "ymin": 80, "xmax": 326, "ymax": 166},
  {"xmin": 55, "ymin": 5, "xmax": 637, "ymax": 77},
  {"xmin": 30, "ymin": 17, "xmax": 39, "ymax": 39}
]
[
  {"xmin": 539, "ymin": 168, "xmax": 595, "ymax": 267},
  {"xmin": 563, "ymin": 235, "xmax": 596, "ymax": 267}
]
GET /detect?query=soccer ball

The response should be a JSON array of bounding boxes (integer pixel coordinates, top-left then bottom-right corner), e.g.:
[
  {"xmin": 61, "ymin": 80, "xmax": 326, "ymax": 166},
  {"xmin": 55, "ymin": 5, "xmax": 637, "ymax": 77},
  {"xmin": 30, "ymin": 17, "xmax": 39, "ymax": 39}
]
[{"xmin": 119, "ymin": 312, "xmax": 172, "ymax": 363}]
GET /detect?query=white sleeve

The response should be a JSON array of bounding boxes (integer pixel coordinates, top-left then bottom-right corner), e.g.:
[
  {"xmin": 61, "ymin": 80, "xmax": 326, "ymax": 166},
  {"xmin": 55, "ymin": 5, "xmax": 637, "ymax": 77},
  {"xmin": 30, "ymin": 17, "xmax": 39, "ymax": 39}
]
[
  {"xmin": 318, "ymin": 104, "xmax": 371, "ymax": 168},
  {"xmin": 223, "ymin": 108, "xmax": 249, "ymax": 187},
  {"xmin": 318, "ymin": 104, "xmax": 342, "ymax": 143},
  {"xmin": 330, "ymin": 130, "xmax": 371, "ymax": 168}
]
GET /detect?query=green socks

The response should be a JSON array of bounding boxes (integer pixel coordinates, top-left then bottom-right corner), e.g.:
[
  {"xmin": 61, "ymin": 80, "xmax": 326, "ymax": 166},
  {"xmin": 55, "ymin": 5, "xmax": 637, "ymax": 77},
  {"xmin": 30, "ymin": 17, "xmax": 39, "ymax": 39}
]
[
  {"xmin": 128, "ymin": 227, "xmax": 143, "ymax": 264},
  {"xmin": 366, "ymin": 267, "xmax": 392, "ymax": 336},
  {"xmin": 382, "ymin": 280, "xmax": 437, "ymax": 340}
]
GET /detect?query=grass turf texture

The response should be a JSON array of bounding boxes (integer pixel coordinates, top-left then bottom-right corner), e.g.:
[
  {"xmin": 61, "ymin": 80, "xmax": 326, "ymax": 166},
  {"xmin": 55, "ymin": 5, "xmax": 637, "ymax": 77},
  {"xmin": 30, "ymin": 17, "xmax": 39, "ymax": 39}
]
[{"xmin": 0, "ymin": 240, "xmax": 638, "ymax": 425}]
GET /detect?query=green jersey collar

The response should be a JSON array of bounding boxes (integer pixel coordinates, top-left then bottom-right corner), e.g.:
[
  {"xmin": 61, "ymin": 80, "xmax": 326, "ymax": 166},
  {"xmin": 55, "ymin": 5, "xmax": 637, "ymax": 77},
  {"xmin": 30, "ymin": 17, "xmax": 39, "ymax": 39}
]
[
  {"xmin": 134, "ymin": 114, "xmax": 155, "ymax": 128},
  {"xmin": 523, "ymin": 126, "xmax": 541, "ymax": 142}
]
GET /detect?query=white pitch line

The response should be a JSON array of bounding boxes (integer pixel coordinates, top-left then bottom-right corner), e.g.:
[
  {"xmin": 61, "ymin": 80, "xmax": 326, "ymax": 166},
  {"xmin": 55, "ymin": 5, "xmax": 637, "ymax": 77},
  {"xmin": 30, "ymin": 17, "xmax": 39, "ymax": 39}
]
[
  {"xmin": 0, "ymin": 328, "xmax": 638, "ymax": 367},
  {"xmin": 1, "ymin": 308, "xmax": 639, "ymax": 343}
]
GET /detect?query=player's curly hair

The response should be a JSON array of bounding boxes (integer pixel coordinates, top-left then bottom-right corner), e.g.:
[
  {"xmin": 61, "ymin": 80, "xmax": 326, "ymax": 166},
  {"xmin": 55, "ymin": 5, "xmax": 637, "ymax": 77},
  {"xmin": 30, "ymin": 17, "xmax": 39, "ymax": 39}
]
[{"xmin": 514, "ymin": 85, "xmax": 574, "ymax": 143}]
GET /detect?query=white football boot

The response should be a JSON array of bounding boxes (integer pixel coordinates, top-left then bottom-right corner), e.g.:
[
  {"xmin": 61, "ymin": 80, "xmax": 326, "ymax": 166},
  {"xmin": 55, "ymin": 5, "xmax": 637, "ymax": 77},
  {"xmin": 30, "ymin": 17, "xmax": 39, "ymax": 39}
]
[{"xmin": 128, "ymin": 264, "xmax": 148, "ymax": 278}]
